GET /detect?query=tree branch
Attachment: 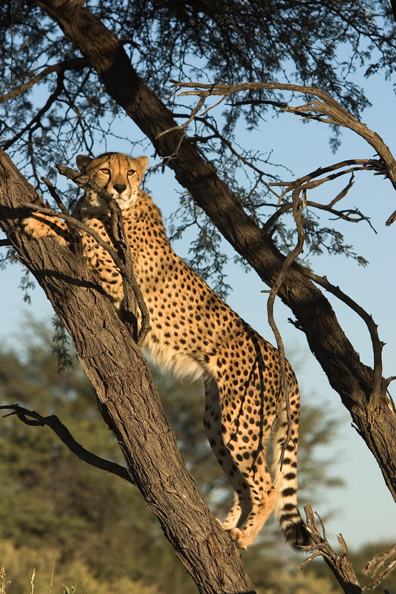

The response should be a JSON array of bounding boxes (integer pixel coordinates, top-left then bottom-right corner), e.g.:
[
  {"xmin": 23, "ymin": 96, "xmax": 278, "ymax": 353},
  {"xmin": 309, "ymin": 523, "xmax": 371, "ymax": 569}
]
[
  {"xmin": 2, "ymin": 70, "xmax": 66, "ymax": 151},
  {"xmin": 266, "ymin": 188, "xmax": 305, "ymax": 463},
  {"xmin": 171, "ymin": 80, "xmax": 396, "ymax": 212},
  {"xmin": 299, "ymin": 506, "xmax": 396, "ymax": 594},
  {"xmin": 302, "ymin": 270, "xmax": 385, "ymax": 412},
  {"xmin": 299, "ymin": 505, "xmax": 363, "ymax": 594},
  {"xmin": 0, "ymin": 403, "xmax": 134, "ymax": 484},
  {"xmin": 362, "ymin": 542, "xmax": 396, "ymax": 592},
  {"xmin": 1, "ymin": 146, "xmax": 257, "ymax": 594},
  {"xmin": 0, "ymin": 57, "xmax": 88, "ymax": 104}
]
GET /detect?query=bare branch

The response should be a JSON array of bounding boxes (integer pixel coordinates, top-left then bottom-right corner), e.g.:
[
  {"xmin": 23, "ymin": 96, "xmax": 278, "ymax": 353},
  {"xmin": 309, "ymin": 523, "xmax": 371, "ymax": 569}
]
[
  {"xmin": 263, "ymin": 162, "xmax": 379, "ymax": 234},
  {"xmin": 266, "ymin": 188, "xmax": 305, "ymax": 463},
  {"xmin": 0, "ymin": 58, "xmax": 88, "ymax": 104},
  {"xmin": 0, "ymin": 404, "xmax": 133, "ymax": 484},
  {"xmin": 269, "ymin": 159, "xmax": 384, "ymax": 203},
  {"xmin": 41, "ymin": 176, "xmax": 84, "ymax": 256},
  {"xmin": 303, "ymin": 271, "xmax": 385, "ymax": 410},
  {"xmin": 170, "ymin": 80, "xmax": 396, "ymax": 222}
]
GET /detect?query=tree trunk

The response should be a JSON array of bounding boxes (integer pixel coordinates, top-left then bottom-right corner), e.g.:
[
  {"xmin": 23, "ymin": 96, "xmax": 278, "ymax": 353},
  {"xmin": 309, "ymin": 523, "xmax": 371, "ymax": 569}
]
[
  {"xmin": 36, "ymin": 0, "xmax": 396, "ymax": 500},
  {"xmin": 0, "ymin": 148, "xmax": 257, "ymax": 594}
]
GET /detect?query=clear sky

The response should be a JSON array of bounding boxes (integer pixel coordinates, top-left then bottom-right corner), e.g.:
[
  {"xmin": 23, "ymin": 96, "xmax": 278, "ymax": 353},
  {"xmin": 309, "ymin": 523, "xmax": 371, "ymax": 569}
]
[{"xmin": 1, "ymin": 66, "xmax": 396, "ymax": 553}]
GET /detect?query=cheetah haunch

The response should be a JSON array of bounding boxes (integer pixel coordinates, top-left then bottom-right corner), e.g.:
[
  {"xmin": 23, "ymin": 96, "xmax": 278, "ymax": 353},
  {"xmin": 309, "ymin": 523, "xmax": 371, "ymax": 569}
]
[{"xmin": 22, "ymin": 152, "xmax": 311, "ymax": 549}]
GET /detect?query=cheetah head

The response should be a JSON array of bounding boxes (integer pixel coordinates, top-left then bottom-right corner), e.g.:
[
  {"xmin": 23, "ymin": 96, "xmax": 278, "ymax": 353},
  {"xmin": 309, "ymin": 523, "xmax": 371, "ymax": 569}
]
[{"xmin": 76, "ymin": 152, "xmax": 149, "ymax": 212}]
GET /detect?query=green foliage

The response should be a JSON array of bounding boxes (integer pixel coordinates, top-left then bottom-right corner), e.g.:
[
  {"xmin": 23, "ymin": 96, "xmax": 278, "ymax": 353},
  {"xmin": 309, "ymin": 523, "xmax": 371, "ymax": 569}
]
[
  {"xmin": 0, "ymin": 318, "xmax": 345, "ymax": 593},
  {"xmin": 0, "ymin": 540, "xmax": 161, "ymax": 594}
]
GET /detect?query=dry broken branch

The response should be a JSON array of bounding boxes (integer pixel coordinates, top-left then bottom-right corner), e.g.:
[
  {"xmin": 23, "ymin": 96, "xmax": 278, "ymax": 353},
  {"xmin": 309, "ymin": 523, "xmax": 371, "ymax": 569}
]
[
  {"xmin": 300, "ymin": 506, "xmax": 396, "ymax": 594},
  {"xmin": 299, "ymin": 505, "xmax": 363, "ymax": 594},
  {"xmin": 362, "ymin": 542, "xmax": 396, "ymax": 592}
]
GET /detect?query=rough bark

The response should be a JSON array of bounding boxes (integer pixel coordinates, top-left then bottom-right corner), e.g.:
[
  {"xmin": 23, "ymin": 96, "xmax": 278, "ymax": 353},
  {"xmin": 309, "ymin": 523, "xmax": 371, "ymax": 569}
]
[
  {"xmin": 35, "ymin": 0, "xmax": 396, "ymax": 500},
  {"xmin": 0, "ymin": 148, "xmax": 257, "ymax": 594}
]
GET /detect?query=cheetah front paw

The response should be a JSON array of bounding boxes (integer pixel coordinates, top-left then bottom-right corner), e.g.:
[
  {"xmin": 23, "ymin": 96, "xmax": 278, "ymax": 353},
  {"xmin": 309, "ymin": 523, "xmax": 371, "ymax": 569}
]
[{"xmin": 21, "ymin": 215, "xmax": 68, "ymax": 245}]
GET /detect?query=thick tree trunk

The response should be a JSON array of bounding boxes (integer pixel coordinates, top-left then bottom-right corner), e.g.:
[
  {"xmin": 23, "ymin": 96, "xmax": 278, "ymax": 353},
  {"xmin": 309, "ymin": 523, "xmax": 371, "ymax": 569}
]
[
  {"xmin": 36, "ymin": 0, "xmax": 396, "ymax": 500},
  {"xmin": 0, "ymin": 148, "xmax": 257, "ymax": 594}
]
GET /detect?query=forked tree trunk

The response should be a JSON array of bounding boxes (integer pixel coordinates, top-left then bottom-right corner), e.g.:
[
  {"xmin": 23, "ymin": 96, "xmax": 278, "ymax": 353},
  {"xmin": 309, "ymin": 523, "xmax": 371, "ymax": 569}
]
[{"xmin": 0, "ymin": 148, "xmax": 257, "ymax": 594}]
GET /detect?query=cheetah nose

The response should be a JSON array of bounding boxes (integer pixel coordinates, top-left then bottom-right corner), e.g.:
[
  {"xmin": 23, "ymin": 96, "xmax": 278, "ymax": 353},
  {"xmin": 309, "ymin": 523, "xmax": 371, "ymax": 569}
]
[{"xmin": 113, "ymin": 183, "xmax": 127, "ymax": 194}]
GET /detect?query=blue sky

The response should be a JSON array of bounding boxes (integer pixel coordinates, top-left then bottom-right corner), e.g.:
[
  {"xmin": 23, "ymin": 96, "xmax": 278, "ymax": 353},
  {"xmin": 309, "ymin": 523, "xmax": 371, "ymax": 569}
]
[{"xmin": 1, "ymin": 66, "xmax": 396, "ymax": 552}]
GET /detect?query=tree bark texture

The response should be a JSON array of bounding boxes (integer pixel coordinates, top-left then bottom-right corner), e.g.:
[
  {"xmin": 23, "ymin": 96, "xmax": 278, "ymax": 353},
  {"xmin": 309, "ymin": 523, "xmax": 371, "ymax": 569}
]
[
  {"xmin": 0, "ymin": 148, "xmax": 257, "ymax": 594},
  {"xmin": 35, "ymin": 0, "xmax": 396, "ymax": 500}
]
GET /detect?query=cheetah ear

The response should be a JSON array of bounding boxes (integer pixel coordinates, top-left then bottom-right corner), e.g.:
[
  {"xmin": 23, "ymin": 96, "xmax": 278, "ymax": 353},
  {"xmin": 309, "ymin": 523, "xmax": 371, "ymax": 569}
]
[
  {"xmin": 136, "ymin": 156, "xmax": 149, "ymax": 176},
  {"xmin": 76, "ymin": 155, "xmax": 93, "ymax": 174}
]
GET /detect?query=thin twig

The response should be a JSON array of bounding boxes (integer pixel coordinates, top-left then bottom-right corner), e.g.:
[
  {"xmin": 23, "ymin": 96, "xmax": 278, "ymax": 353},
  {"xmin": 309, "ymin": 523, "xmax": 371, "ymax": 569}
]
[
  {"xmin": 3, "ymin": 70, "xmax": 66, "ymax": 151},
  {"xmin": 266, "ymin": 188, "xmax": 305, "ymax": 464},
  {"xmin": 41, "ymin": 176, "xmax": 83, "ymax": 255}
]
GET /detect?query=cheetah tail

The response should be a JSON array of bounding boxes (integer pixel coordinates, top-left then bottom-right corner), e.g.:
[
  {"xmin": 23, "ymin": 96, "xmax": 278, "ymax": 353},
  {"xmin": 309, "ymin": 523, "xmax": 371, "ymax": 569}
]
[
  {"xmin": 282, "ymin": 511, "xmax": 313, "ymax": 550},
  {"xmin": 272, "ymin": 408, "xmax": 313, "ymax": 550}
]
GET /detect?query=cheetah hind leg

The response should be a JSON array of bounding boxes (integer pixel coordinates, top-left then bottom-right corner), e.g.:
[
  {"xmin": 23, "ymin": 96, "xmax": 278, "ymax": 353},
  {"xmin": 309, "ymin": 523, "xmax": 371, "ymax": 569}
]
[
  {"xmin": 204, "ymin": 378, "xmax": 247, "ymax": 532},
  {"xmin": 204, "ymin": 378, "xmax": 278, "ymax": 548},
  {"xmin": 228, "ymin": 489, "xmax": 279, "ymax": 549}
]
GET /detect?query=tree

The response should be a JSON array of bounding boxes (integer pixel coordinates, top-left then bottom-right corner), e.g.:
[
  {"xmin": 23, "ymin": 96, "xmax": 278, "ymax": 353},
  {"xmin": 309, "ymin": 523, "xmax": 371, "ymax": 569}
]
[
  {"xmin": 0, "ymin": 318, "xmax": 342, "ymax": 594},
  {"xmin": 1, "ymin": 1, "xmax": 396, "ymax": 592}
]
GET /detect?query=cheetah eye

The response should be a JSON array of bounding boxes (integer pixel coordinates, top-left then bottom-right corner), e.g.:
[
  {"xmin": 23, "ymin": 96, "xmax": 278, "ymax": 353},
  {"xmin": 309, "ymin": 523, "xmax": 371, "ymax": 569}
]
[
  {"xmin": 127, "ymin": 169, "xmax": 136, "ymax": 176},
  {"xmin": 100, "ymin": 168, "xmax": 110, "ymax": 175}
]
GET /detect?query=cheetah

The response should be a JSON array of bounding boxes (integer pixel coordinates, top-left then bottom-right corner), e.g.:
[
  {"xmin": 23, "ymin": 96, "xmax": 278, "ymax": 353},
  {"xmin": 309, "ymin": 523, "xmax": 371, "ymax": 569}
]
[{"xmin": 22, "ymin": 152, "xmax": 311, "ymax": 549}]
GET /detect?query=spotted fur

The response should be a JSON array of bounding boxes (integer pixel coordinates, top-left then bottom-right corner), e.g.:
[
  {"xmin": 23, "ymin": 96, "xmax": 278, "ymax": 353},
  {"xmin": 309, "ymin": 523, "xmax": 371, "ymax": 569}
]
[{"xmin": 22, "ymin": 152, "xmax": 311, "ymax": 549}]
